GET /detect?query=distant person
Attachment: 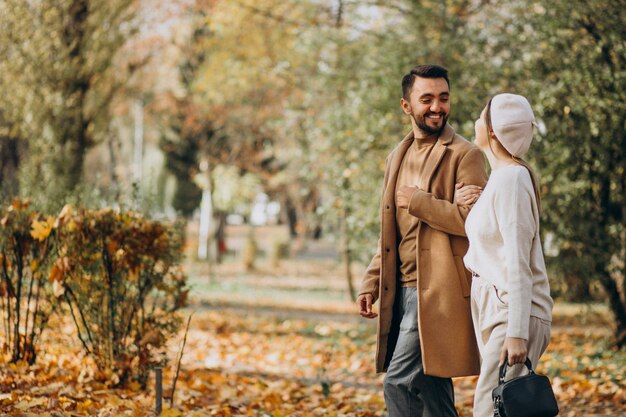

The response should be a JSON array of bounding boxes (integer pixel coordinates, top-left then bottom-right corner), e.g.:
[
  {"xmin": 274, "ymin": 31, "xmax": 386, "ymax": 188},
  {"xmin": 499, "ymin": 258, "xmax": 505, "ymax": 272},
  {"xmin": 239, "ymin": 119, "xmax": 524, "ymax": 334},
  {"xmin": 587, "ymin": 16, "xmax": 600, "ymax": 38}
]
[
  {"xmin": 357, "ymin": 64, "xmax": 488, "ymax": 417},
  {"xmin": 457, "ymin": 93, "xmax": 554, "ymax": 417}
]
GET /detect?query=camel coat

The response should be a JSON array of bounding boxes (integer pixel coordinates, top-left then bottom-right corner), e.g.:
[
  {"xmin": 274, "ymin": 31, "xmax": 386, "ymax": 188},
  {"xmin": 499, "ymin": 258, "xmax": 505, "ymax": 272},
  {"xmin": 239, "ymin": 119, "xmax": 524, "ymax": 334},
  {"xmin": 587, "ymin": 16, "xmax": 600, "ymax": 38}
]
[{"xmin": 359, "ymin": 124, "xmax": 488, "ymax": 377}]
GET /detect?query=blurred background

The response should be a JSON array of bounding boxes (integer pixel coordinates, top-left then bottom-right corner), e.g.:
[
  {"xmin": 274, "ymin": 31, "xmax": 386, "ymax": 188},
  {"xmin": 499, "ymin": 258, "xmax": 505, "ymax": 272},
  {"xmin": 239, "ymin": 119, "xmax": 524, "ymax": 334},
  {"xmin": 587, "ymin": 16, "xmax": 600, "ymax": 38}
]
[{"xmin": 0, "ymin": 0, "xmax": 624, "ymax": 414}]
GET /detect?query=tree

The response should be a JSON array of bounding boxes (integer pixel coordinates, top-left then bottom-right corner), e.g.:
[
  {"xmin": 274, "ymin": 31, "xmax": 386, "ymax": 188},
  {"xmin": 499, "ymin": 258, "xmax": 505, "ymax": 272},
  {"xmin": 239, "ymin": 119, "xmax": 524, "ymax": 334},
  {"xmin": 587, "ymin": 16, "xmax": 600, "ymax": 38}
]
[
  {"xmin": 191, "ymin": 0, "xmax": 327, "ymax": 237},
  {"xmin": 0, "ymin": 0, "xmax": 139, "ymax": 209},
  {"xmin": 0, "ymin": 116, "xmax": 24, "ymax": 201},
  {"xmin": 293, "ymin": 0, "xmax": 497, "ymax": 299},
  {"xmin": 511, "ymin": 0, "xmax": 626, "ymax": 347},
  {"xmin": 158, "ymin": 97, "xmax": 208, "ymax": 218}
]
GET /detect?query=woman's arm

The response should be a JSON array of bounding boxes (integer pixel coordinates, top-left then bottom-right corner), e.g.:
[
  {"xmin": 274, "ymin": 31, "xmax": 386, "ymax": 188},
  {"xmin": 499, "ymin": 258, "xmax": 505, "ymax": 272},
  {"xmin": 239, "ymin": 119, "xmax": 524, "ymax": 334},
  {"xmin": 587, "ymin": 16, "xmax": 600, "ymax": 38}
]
[{"xmin": 496, "ymin": 169, "xmax": 537, "ymax": 341}]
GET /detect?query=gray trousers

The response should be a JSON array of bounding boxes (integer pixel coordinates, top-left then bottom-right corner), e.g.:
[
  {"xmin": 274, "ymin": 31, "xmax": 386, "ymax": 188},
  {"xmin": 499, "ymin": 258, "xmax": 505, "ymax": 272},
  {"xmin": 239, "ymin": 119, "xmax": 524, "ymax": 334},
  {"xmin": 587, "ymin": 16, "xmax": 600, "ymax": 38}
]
[{"xmin": 384, "ymin": 287, "xmax": 458, "ymax": 417}]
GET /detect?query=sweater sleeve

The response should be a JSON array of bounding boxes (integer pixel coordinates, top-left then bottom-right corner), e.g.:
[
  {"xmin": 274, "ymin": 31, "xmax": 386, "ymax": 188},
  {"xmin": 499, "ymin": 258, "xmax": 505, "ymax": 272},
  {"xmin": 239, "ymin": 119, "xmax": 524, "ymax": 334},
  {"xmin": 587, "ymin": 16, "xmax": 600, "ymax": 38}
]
[
  {"xmin": 407, "ymin": 147, "xmax": 488, "ymax": 236},
  {"xmin": 496, "ymin": 169, "xmax": 536, "ymax": 339}
]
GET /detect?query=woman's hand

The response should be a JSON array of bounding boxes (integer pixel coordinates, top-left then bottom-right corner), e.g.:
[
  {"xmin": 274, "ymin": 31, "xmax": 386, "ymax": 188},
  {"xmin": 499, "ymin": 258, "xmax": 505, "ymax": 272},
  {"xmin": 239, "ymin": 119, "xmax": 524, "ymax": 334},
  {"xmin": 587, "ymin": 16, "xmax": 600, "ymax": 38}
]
[
  {"xmin": 454, "ymin": 182, "xmax": 482, "ymax": 206},
  {"xmin": 500, "ymin": 337, "xmax": 528, "ymax": 366}
]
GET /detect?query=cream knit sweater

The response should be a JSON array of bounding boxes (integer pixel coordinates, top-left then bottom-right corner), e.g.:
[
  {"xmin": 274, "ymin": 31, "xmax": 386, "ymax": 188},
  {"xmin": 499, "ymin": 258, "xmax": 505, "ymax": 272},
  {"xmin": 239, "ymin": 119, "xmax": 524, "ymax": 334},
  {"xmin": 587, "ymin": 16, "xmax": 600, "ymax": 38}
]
[{"xmin": 464, "ymin": 165, "xmax": 553, "ymax": 340}]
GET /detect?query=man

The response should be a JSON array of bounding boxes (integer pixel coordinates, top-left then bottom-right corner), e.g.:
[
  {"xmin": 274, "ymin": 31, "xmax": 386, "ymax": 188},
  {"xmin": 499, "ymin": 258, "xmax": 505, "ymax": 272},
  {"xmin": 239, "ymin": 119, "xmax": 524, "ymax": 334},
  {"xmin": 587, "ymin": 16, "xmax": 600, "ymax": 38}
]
[{"xmin": 357, "ymin": 64, "xmax": 488, "ymax": 417}]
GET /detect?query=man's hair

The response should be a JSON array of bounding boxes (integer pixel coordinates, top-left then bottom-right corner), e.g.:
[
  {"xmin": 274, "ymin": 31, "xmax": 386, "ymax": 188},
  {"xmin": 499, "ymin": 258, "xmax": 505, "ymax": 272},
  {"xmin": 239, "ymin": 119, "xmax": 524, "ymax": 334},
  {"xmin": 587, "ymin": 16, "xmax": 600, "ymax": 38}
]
[{"xmin": 401, "ymin": 64, "xmax": 450, "ymax": 100}]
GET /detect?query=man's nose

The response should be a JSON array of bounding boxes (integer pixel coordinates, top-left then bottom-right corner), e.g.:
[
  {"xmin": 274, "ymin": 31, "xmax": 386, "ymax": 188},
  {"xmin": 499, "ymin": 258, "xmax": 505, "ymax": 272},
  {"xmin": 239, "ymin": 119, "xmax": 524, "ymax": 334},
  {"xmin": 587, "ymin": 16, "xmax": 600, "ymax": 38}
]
[{"xmin": 430, "ymin": 101, "xmax": 441, "ymax": 112}]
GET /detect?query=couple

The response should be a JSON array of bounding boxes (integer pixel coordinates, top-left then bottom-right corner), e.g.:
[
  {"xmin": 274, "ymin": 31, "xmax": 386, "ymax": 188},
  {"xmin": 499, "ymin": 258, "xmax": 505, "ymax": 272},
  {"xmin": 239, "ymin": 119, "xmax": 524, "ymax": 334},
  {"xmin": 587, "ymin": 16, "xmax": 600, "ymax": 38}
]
[{"xmin": 357, "ymin": 64, "xmax": 553, "ymax": 417}]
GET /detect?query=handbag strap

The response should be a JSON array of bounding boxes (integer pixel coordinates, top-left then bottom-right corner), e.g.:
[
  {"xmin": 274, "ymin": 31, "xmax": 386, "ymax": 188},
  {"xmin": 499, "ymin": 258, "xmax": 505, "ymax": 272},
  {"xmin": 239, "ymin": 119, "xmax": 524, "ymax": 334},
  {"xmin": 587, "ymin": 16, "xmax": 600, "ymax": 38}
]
[{"xmin": 498, "ymin": 358, "xmax": 534, "ymax": 384}]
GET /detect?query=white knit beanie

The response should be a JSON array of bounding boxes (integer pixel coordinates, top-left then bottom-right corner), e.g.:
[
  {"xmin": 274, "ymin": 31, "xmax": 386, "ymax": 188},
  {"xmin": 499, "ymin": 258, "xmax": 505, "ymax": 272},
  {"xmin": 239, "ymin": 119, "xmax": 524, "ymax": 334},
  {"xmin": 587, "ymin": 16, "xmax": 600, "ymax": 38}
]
[{"xmin": 490, "ymin": 93, "xmax": 536, "ymax": 157}]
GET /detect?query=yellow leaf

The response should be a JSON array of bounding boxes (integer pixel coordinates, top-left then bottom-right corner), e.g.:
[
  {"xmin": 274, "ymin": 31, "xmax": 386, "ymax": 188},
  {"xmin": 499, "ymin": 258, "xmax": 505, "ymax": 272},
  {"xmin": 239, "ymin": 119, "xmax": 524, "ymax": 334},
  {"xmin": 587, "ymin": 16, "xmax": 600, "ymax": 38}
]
[
  {"xmin": 127, "ymin": 381, "xmax": 142, "ymax": 391},
  {"xmin": 30, "ymin": 217, "xmax": 54, "ymax": 241},
  {"xmin": 76, "ymin": 399, "xmax": 93, "ymax": 412},
  {"xmin": 14, "ymin": 397, "xmax": 47, "ymax": 410},
  {"xmin": 58, "ymin": 204, "xmax": 73, "ymax": 218},
  {"xmin": 160, "ymin": 408, "xmax": 185, "ymax": 417},
  {"xmin": 48, "ymin": 264, "xmax": 62, "ymax": 283}
]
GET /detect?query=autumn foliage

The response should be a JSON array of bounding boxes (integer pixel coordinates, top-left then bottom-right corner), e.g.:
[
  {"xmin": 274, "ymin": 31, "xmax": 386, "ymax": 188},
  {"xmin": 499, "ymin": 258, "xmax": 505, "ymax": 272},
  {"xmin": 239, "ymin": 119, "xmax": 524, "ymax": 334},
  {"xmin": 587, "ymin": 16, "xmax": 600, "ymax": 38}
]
[
  {"xmin": 0, "ymin": 199, "xmax": 188, "ymax": 386},
  {"xmin": 0, "ymin": 200, "xmax": 55, "ymax": 364}
]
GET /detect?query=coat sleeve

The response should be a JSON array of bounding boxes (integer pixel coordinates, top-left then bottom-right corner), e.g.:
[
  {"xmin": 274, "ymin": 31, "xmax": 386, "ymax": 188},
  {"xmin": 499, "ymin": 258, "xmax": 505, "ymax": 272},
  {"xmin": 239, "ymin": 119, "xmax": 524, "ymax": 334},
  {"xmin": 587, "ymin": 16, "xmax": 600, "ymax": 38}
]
[
  {"xmin": 358, "ymin": 153, "xmax": 392, "ymax": 304},
  {"xmin": 407, "ymin": 147, "xmax": 488, "ymax": 236},
  {"xmin": 358, "ymin": 240, "xmax": 381, "ymax": 304}
]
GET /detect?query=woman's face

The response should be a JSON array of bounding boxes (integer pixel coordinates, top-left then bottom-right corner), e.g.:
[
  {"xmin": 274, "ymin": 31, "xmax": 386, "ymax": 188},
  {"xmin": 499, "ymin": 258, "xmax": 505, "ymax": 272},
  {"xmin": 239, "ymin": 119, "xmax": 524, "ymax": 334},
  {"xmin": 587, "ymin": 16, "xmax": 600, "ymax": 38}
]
[{"xmin": 474, "ymin": 108, "xmax": 489, "ymax": 151}]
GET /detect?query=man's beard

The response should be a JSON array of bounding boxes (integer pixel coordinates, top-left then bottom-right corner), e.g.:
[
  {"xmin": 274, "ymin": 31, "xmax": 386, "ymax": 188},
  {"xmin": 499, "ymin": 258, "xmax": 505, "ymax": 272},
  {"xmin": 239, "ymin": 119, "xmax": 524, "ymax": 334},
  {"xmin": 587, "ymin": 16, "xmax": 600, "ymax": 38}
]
[{"xmin": 413, "ymin": 111, "xmax": 448, "ymax": 135}]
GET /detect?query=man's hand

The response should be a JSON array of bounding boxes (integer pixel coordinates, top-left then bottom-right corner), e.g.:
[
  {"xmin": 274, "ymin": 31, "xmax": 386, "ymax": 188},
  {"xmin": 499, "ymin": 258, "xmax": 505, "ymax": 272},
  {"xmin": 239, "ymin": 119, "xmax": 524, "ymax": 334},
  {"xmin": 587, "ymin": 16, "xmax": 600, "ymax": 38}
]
[
  {"xmin": 396, "ymin": 185, "xmax": 419, "ymax": 209},
  {"xmin": 500, "ymin": 337, "xmax": 528, "ymax": 366},
  {"xmin": 357, "ymin": 293, "xmax": 378, "ymax": 319},
  {"xmin": 454, "ymin": 182, "xmax": 482, "ymax": 206}
]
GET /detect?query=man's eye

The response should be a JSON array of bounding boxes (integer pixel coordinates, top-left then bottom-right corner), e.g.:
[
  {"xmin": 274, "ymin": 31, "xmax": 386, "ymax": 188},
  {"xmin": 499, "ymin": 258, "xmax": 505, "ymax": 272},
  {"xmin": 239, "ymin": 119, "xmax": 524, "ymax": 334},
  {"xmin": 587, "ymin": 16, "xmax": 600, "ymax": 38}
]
[{"xmin": 420, "ymin": 100, "xmax": 431, "ymax": 104}]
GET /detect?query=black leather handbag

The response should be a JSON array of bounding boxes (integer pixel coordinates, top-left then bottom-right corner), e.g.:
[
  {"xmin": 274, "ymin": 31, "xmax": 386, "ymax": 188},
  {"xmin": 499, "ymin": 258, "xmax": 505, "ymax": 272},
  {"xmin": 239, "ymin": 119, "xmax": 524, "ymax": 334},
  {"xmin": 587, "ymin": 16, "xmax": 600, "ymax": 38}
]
[{"xmin": 492, "ymin": 358, "xmax": 559, "ymax": 417}]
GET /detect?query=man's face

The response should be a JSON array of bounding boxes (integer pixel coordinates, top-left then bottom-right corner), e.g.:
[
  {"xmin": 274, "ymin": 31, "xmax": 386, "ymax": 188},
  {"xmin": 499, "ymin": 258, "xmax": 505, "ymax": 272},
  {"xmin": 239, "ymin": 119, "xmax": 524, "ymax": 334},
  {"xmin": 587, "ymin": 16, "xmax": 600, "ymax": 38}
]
[{"xmin": 401, "ymin": 77, "xmax": 450, "ymax": 135}]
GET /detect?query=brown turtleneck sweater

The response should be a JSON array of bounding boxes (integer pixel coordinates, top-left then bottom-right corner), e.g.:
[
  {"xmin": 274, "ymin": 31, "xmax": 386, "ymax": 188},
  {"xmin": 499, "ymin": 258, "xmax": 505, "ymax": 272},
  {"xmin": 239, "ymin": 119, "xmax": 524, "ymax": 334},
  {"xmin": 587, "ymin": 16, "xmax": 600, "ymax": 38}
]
[{"xmin": 395, "ymin": 135, "xmax": 438, "ymax": 287}]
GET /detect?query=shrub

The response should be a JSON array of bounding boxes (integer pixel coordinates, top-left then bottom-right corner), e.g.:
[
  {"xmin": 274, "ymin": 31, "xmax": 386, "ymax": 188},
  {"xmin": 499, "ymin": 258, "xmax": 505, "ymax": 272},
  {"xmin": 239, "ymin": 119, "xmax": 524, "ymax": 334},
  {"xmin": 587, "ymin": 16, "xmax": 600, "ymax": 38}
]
[
  {"xmin": 52, "ymin": 206, "xmax": 188, "ymax": 386},
  {"xmin": 0, "ymin": 199, "xmax": 55, "ymax": 364}
]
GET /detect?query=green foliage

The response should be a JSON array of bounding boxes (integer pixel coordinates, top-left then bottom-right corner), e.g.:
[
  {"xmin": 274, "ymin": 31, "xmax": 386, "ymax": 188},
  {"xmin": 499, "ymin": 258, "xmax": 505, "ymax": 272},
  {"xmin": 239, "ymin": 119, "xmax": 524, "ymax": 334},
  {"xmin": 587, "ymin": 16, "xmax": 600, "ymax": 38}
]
[
  {"xmin": 530, "ymin": 0, "xmax": 626, "ymax": 344},
  {"xmin": 0, "ymin": 200, "xmax": 55, "ymax": 364},
  {"xmin": 522, "ymin": 0, "xmax": 625, "ymax": 287},
  {"xmin": 0, "ymin": 0, "xmax": 139, "ymax": 208},
  {"xmin": 51, "ymin": 206, "xmax": 188, "ymax": 386},
  {"xmin": 209, "ymin": 164, "xmax": 261, "ymax": 215},
  {"xmin": 291, "ymin": 1, "xmax": 498, "ymax": 263},
  {"xmin": 454, "ymin": 0, "xmax": 626, "ymax": 343}
]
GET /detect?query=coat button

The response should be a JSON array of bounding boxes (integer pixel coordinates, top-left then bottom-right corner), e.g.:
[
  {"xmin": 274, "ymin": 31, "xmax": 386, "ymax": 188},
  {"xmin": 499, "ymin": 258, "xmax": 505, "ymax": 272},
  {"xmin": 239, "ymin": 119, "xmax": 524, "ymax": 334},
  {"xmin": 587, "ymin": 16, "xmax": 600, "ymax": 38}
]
[
  {"xmin": 385, "ymin": 247, "xmax": 390, "ymax": 252},
  {"xmin": 384, "ymin": 287, "xmax": 388, "ymax": 291},
  {"xmin": 386, "ymin": 204, "xmax": 390, "ymax": 209}
]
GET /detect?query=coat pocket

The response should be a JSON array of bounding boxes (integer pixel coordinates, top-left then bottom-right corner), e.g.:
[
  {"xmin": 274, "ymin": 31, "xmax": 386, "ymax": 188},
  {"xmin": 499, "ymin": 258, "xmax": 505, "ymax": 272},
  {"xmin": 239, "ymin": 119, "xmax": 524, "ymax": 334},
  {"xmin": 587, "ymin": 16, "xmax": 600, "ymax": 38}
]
[{"xmin": 453, "ymin": 255, "xmax": 471, "ymax": 298}]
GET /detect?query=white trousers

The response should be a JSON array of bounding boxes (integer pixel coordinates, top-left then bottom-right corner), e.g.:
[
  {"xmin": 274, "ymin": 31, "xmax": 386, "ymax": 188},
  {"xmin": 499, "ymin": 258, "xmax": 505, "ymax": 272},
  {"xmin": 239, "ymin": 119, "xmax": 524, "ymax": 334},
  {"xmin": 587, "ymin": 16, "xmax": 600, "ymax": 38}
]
[{"xmin": 471, "ymin": 275, "xmax": 551, "ymax": 417}]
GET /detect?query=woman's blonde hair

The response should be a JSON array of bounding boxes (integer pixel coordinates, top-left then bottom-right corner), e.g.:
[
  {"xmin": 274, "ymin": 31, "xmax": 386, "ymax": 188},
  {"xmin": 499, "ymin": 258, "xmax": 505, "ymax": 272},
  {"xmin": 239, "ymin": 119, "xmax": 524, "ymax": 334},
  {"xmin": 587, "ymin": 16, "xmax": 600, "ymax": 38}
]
[{"xmin": 485, "ymin": 97, "xmax": 542, "ymax": 214}]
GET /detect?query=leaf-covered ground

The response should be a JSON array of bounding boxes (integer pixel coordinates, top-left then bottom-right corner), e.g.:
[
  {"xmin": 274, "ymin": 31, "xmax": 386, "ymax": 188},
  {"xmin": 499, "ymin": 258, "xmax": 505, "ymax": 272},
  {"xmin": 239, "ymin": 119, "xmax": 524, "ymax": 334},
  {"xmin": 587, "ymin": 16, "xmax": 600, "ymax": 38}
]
[{"xmin": 1, "ymin": 257, "xmax": 624, "ymax": 416}]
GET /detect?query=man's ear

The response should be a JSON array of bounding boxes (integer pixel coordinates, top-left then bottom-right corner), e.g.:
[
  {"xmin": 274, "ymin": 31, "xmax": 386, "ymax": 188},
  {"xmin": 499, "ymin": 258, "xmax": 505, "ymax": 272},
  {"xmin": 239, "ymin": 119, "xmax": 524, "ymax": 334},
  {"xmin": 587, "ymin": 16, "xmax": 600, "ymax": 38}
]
[{"xmin": 400, "ymin": 98, "xmax": 412, "ymax": 115}]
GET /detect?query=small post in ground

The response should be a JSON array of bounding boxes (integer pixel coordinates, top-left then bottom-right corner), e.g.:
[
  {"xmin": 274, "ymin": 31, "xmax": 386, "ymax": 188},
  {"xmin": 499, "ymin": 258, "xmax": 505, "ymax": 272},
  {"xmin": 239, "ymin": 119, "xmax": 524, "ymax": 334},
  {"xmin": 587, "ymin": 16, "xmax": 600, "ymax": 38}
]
[{"xmin": 155, "ymin": 367, "xmax": 162, "ymax": 415}]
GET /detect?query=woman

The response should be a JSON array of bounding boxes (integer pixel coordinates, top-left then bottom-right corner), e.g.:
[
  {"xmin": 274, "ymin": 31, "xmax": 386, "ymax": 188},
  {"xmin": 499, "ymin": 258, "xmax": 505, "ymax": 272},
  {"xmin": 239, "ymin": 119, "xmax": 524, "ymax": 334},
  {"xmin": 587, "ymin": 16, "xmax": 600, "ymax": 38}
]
[{"xmin": 456, "ymin": 93, "xmax": 554, "ymax": 417}]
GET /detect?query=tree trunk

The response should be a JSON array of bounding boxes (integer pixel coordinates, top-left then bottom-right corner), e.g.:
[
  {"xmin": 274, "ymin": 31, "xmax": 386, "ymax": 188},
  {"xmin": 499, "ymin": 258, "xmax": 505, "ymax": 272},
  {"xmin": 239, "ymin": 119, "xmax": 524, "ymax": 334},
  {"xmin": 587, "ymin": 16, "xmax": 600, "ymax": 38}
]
[
  {"xmin": 107, "ymin": 134, "xmax": 122, "ymax": 204},
  {"xmin": 197, "ymin": 188, "xmax": 214, "ymax": 261},
  {"xmin": 280, "ymin": 194, "xmax": 298, "ymax": 238},
  {"xmin": 215, "ymin": 211, "xmax": 226, "ymax": 264},
  {"xmin": 600, "ymin": 274, "xmax": 626, "ymax": 348},
  {"xmin": 0, "ymin": 135, "xmax": 21, "ymax": 199},
  {"xmin": 52, "ymin": 0, "xmax": 90, "ymax": 198}
]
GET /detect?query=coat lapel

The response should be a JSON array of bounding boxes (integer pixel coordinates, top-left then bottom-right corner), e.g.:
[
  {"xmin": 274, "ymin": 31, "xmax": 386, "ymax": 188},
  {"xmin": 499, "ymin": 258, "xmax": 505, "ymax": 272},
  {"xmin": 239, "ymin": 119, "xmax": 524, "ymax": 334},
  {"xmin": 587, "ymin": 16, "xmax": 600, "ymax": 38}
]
[{"xmin": 383, "ymin": 131, "xmax": 414, "ymax": 207}]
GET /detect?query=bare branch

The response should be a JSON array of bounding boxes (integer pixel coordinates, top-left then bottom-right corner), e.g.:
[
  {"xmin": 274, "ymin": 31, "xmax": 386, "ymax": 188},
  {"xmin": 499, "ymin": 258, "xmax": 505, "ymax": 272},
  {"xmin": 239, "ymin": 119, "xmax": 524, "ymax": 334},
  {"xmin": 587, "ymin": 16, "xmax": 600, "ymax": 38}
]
[{"xmin": 170, "ymin": 312, "xmax": 194, "ymax": 408}]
